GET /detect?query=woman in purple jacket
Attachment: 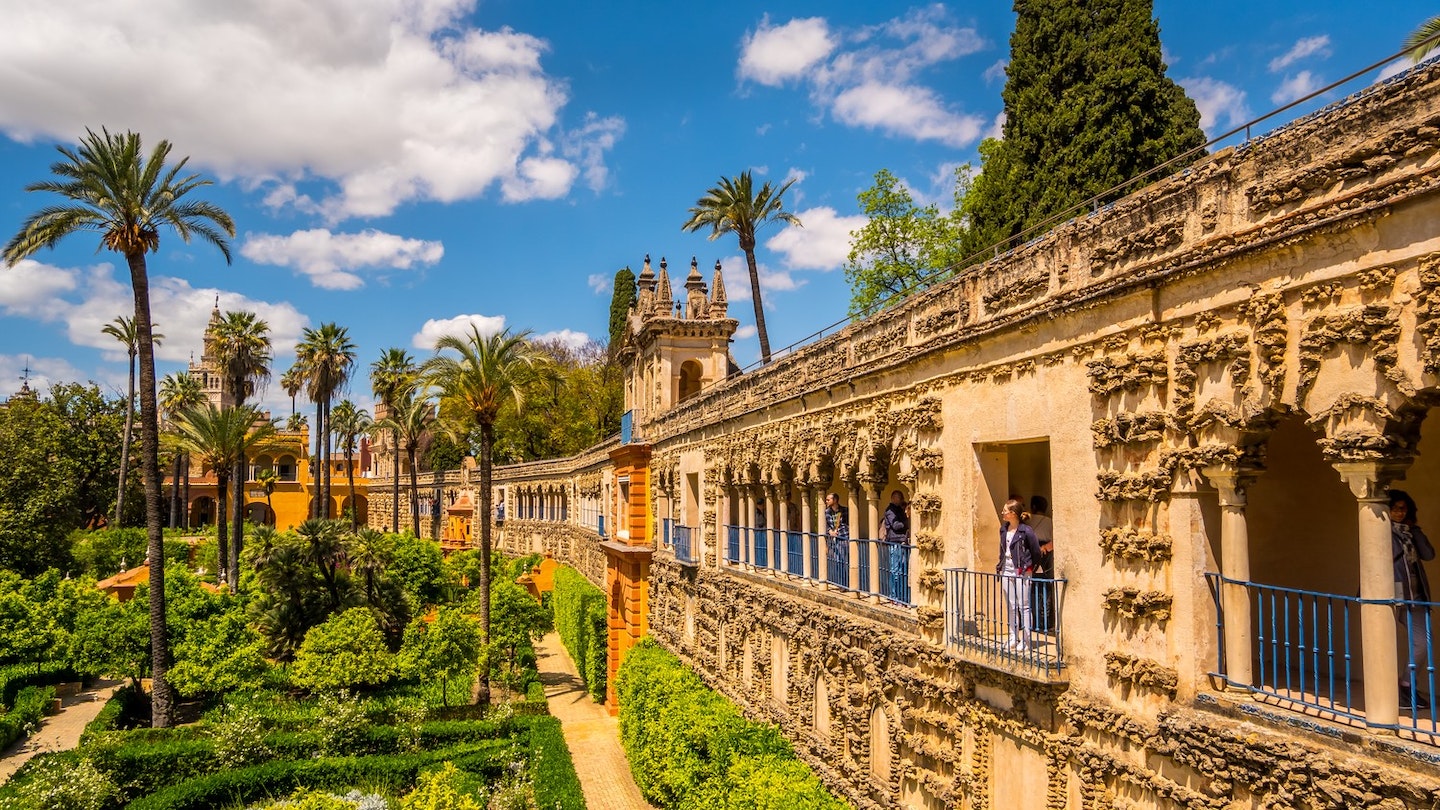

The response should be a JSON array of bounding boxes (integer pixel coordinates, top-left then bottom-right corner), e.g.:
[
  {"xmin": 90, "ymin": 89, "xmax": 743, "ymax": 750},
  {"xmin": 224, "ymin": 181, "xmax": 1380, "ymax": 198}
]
[
  {"xmin": 1391, "ymin": 489, "xmax": 1435, "ymax": 711},
  {"xmin": 998, "ymin": 498, "xmax": 1043, "ymax": 653}
]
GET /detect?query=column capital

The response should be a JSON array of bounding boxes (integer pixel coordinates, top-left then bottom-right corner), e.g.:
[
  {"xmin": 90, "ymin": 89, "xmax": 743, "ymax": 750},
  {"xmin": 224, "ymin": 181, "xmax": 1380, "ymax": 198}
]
[
  {"xmin": 1200, "ymin": 463, "xmax": 1263, "ymax": 507},
  {"xmin": 1332, "ymin": 459, "xmax": 1411, "ymax": 502}
]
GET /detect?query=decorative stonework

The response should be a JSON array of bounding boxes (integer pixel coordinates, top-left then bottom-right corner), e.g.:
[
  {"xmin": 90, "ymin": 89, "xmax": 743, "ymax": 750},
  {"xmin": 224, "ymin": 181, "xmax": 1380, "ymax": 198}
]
[
  {"xmin": 1104, "ymin": 652, "xmax": 1178, "ymax": 697},
  {"xmin": 1087, "ymin": 349, "xmax": 1169, "ymax": 398},
  {"xmin": 1296, "ymin": 304, "xmax": 1402, "ymax": 402},
  {"xmin": 1098, "ymin": 528, "xmax": 1173, "ymax": 563},
  {"xmin": 1101, "ymin": 587, "xmax": 1173, "ymax": 622}
]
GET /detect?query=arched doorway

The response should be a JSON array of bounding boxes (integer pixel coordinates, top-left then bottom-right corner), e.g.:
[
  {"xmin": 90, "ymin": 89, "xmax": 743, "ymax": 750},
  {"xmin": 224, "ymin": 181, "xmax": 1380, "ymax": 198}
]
[
  {"xmin": 678, "ymin": 359, "xmax": 703, "ymax": 403},
  {"xmin": 245, "ymin": 501, "xmax": 275, "ymax": 526},
  {"xmin": 343, "ymin": 494, "xmax": 368, "ymax": 525},
  {"xmin": 189, "ymin": 496, "xmax": 215, "ymax": 527}
]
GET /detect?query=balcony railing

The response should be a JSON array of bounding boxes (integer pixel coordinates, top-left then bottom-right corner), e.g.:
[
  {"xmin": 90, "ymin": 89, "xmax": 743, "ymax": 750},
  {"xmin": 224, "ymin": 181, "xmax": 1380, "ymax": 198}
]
[
  {"xmin": 1205, "ymin": 574, "xmax": 1439, "ymax": 741},
  {"xmin": 673, "ymin": 524, "xmax": 697, "ymax": 565},
  {"xmin": 661, "ymin": 517, "xmax": 673, "ymax": 549},
  {"xmin": 720, "ymin": 525, "xmax": 914, "ymax": 606},
  {"xmin": 944, "ymin": 568, "xmax": 1066, "ymax": 676}
]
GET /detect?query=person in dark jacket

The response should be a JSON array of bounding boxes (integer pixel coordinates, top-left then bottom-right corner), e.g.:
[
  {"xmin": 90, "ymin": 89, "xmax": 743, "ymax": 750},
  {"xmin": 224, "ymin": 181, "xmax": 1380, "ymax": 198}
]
[
  {"xmin": 824, "ymin": 492, "xmax": 850, "ymax": 585},
  {"xmin": 882, "ymin": 491, "xmax": 910, "ymax": 601},
  {"xmin": 1391, "ymin": 489, "xmax": 1436, "ymax": 710},
  {"xmin": 997, "ymin": 498, "xmax": 1042, "ymax": 652}
]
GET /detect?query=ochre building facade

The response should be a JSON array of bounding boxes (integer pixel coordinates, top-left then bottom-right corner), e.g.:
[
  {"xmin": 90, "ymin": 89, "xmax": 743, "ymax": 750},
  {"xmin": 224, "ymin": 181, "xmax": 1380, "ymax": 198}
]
[{"xmin": 371, "ymin": 64, "xmax": 1440, "ymax": 807}]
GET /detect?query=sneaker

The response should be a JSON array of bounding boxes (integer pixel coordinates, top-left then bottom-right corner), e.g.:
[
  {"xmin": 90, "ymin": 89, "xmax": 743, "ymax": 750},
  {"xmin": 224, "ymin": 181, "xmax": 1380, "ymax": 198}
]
[{"xmin": 1401, "ymin": 689, "xmax": 1432, "ymax": 711}]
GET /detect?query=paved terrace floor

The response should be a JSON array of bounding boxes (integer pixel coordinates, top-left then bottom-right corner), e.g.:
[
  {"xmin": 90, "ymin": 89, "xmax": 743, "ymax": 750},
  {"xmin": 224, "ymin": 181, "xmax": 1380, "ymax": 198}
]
[
  {"xmin": 0, "ymin": 678, "xmax": 121, "ymax": 783},
  {"xmin": 535, "ymin": 632, "xmax": 655, "ymax": 810}
]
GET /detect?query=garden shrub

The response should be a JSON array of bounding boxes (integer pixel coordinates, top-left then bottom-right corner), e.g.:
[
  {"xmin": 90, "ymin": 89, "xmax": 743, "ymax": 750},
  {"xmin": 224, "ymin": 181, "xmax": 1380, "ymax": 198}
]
[
  {"xmin": 211, "ymin": 706, "xmax": 273, "ymax": 768},
  {"xmin": 616, "ymin": 639, "xmax": 846, "ymax": 810},
  {"xmin": 0, "ymin": 685, "xmax": 55, "ymax": 751},
  {"xmin": 0, "ymin": 660, "xmax": 74, "ymax": 708},
  {"xmin": 85, "ymin": 737, "xmax": 215, "ymax": 799},
  {"xmin": 79, "ymin": 682, "xmax": 144, "ymax": 746},
  {"xmin": 397, "ymin": 762, "xmax": 484, "ymax": 810},
  {"xmin": 551, "ymin": 565, "xmax": 606, "ymax": 702},
  {"xmin": 6, "ymin": 756, "xmax": 118, "ymax": 810},
  {"xmin": 291, "ymin": 609, "xmax": 398, "ymax": 692},
  {"xmin": 528, "ymin": 715, "xmax": 584, "ymax": 810}
]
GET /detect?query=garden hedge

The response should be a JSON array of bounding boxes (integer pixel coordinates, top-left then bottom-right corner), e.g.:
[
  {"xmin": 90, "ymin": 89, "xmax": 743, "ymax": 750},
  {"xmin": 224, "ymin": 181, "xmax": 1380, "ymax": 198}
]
[
  {"xmin": 0, "ymin": 661, "xmax": 75, "ymax": 708},
  {"xmin": 123, "ymin": 740, "xmax": 517, "ymax": 810},
  {"xmin": 552, "ymin": 565, "xmax": 607, "ymax": 703},
  {"xmin": 528, "ymin": 714, "xmax": 584, "ymax": 810},
  {"xmin": 0, "ymin": 685, "xmax": 55, "ymax": 751},
  {"xmin": 616, "ymin": 639, "xmax": 846, "ymax": 810},
  {"xmin": 79, "ymin": 682, "xmax": 144, "ymax": 746}
]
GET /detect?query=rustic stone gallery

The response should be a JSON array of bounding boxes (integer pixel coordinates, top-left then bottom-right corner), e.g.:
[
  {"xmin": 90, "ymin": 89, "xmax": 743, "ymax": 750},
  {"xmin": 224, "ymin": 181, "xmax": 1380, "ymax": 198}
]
[{"xmin": 369, "ymin": 63, "xmax": 1440, "ymax": 807}]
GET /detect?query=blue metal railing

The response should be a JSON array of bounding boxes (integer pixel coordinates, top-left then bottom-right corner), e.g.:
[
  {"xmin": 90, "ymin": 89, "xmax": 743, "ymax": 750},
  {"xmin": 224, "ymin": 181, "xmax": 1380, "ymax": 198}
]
[
  {"xmin": 826, "ymin": 536, "xmax": 849, "ymax": 588},
  {"xmin": 597, "ymin": 514, "xmax": 605, "ymax": 538},
  {"xmin": 661, "ymin": 517, "xmax": 674, "ymax": 548},
  {"xmin": 673, "ymin": 524, "xmax": 696, "ymax": 564},
  {"xmin": 879, "ymin": 541, "xmax": 911, "ymax": 604},
  {"xmin": 944, "ymin": 568, "xmax": 1067, "ymax": 675},
  {"xmin": 754, "ymin": 527, "xmax": 769, "ymax": 569},
  {"xmin": 727, "ymin": 525, "xmax": 740, "ymax": 563},
  {"xmin": 786, "ymin": 530, "xmax": 804, "ymax": 576},
  {"xmin": 620, "ymin": 410, "xmax": 633, "ymax": 444},
  {"xmin": 1205, "ymin": 574, "xmax": 1440, "ymax": 739}
]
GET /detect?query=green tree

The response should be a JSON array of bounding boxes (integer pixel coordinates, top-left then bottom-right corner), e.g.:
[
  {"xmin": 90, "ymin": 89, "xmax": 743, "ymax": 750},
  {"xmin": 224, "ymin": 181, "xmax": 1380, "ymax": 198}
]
[
  {"xmin": 0, "ymin": 392, "xmax": 82, "ymax": 573},
  {"xmin": 682, "ymin": 171, "xmax": 801, "ymax": 364},
  {"xmin": 292, "ymin": 607, "xmax": 397, "ymax": 692},
  {"xmin": 293, "ymin": 323, "xmax": 356, "ymax": 519},
  {"xmin": 373, "ymin": 393, "xmax": 434, "ymax": 536},
  {"xmin": 962, "ymin": 0, "xmax": 1204, "ymax": 254},
  {"xmin": 212, "ymin": 310, "xmax": 273, "ymax": 567},
  {"xmin": 51, "ymin": 383, "xmax": 134, "ymax": 530},
  {"xmin": 4, "ymin": 128, "xmax": 236, "ymax": 728},
  {"xmin": 371, "ymin": 348, "xmax": 418, "ymax": 534},
  {"xmin": 399, "ymin": 607, "xmax": 482, "ymax": 705},
  {"xmin": 168, "ymin": 610, "xmax": 267, "ymax": 699},
  {"xmin": 480, "ymin": 576, "xmax": 551, "ymax": 692},
  {"xmin": 844, "ymin": 167, "xmax": 972, "ymax": 317},
  {"xmin": 69, "ymin": 592, "xmax": 150, "ymax": 684},
  {"xmin": 608, "ymin": 265, "xmax": 637, "ymax": 351},
  {"xmin": 1407, "ymin": 14, "xmax": 1440, "ymax": 61},
  {"xmin": 0, "ymin": 587, "xmax": 54, "ymax": 667},
  {"xmin": 421, "ymin": 326, "xmax": 539, "ymax": 706},
  {"xmin": 160, "ymin": 372, "xmax": 205, "ymax": 529},
  {"xmin": 247, "ymin": 527, "xmax": 336, "ymax": 661},
  {"xmin": 101, "ymin": 315, "xmax": 163, "ymax": 528},
  {"xmin": 329, "ymin": 400, "xmax": 371, "ymax": 531},
  {"xmin": 167, "ymin": 404, "xmax": 277, "ymax": 590},
  {"xmin": 389, "ymin": 531, "xmax": 447, "ymax": 610}
]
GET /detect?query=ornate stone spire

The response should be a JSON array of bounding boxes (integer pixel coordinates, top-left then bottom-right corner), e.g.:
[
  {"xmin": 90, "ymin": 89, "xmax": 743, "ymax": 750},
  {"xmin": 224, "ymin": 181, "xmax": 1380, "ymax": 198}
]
[
  {"xmin": 637, "ymin": 254, "xmax": 655, "ymax": 292},
  {"xmin": 654, "ymin": 256, "xmax": 673, "ymax": 315},
  {"xmin": 709, "ymin": 259, "xmax": 728, "ymax": 318},
  {"xmin": 684, "ymin": 257, "xmax": 708, "ymax": 319}
]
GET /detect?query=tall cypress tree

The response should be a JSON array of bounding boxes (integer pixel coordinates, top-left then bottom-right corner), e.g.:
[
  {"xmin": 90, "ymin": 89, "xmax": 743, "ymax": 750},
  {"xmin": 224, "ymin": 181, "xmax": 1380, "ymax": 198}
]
[
  {"xmin": 963, "ymin": 0, "xmax": 1205, "ymax": 253},
  {"xmin": 607, "ymin": 266, "xmax": 637, "ymax": 351}
]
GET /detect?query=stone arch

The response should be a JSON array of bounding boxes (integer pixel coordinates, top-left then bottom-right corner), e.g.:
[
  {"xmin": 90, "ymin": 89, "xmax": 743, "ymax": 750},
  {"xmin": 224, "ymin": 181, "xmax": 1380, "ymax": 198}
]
[
  {"xmin": 770, "ymin": 633, "xmax": 788, "ymax": 707},
  {"xmin": 245, "ymin": 501, "xmax": 275, "ymax": 526},
  {"xmin": 189, "ymin": 496, "xmax": 215, "ymax": 527},
  {"xmin": 276, "ymin": 454, "xmax": 297, "ymax": 481},
  {"xmin": 869, "ymin": 703, "xmax": 892, "ymax": 782},
  {"xmin": 343, "ymin": 494, "xmax": 368, "ymax": 525},
  {"xmin": 814, "ymin": 671, "xmax": 831, "ymax": 742},
  {"xmin": 678, "ymin": 359, "xmax": 703, "ymax": 403}
]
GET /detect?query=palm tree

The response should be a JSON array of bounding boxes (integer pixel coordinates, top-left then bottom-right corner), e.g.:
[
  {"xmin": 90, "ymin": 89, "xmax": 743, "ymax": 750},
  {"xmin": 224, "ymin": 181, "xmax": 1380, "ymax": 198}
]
[
  {"xmin": 167, "ymin": 404, "xmax": 276, "ymax": 592},
  {"xmin": 421, "ymin": 326, "xmax": 539, "ymax": 706},
  {"xmin": 681, "ymin": 170, "xmax": 801, "ymax": 365},
  {"xmin": 371, "ymin": 348, "xmax": 416, "ymax": 538},
  {"xmin": 293, "ymin": 323, "xmax": 356, "ymax": 520},
  {"xmin": 373, "ymin": 393, "xmax": 432, "ymax": 537},
  {"xmin": 280, "ymin": 366, "xmax": 304, "ymax": 417},
  {"xmin": 160, "ymin": 372, "xmax": 204, "ymax": 529},
  {"xmin": 329, "ymin": 399, "xmax": 372, "ymax": 531},
  {"xmin": 256, "ymin": 468, "xmax": 279, "ymax": 525},
  {"xmin": 1407, "ymin": 15, "xmax": 1440, "ymax": 61},
  {"xmin": 212, "ymin": 311, "xmax": 272, "ymax": 577},
  {"xmin": 285, "ymin": 412, "xmax": 309, "ymax": 432},
  {"xmin": 102, "ymin": 316, "xmax": 164, "ymax": 528},
  {"xmin": 4, "ymin": 128, "xmax": 235, "ymax": 728}
]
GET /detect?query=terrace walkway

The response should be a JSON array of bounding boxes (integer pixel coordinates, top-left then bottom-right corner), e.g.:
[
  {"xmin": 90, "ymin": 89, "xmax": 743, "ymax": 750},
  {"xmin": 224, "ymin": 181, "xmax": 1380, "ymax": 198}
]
[
  {"xmin": 0, "ymin": 678, "xmax": 121, "ymax": 783},
  {"xmin": 535, "ymin": 632, "xmax": 654, "ymax": 810}
]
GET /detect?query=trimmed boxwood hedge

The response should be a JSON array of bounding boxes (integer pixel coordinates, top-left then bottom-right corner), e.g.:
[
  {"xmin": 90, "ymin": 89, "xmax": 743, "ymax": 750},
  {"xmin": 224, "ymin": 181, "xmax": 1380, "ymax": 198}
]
[
  {"xmin": 123, "ymin": 740, "xmax": 517, "ymax": 810},
  {"xmin": 0, "ymin": 685, "xmax": 55, "ymax": 751},
  {"xmin": 79, "ymin": 682, "xmax": 145, "ymax": 746},
  {"xmin": 552, "ymin": 565, "xmax": 607, "ymax": 703},
  {"xmin": 0, "ymin": 661, "xmax": 74, "ymax": 708},
  {"xmin": 617, "ymin": 639, "xmax": 846, "ymax": 810},
  {"xmin": 528, "ymin": 715, "xmax": 584, "ymax": 810}
]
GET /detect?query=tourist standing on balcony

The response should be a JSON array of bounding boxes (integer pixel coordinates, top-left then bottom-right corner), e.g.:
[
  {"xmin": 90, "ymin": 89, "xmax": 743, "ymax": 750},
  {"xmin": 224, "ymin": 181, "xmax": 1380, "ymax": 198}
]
[
  {"xmin": 998, "ymin": 498, "xmax": 1042, "ymax": 652},
  {"xmin": 1390, "ymin": 489, "xmax": 1435, "ymax": 710},
  {"xmin": 1029, "ymin": 495, "xmax": 1055, "ymax": 633},
  {"xmin": 883, "ymin": 491, "xmax": 910, "ymax": 600},
  {"xmin": 825, "ymin": 493, "xmax": 850, "ymax": 584}
]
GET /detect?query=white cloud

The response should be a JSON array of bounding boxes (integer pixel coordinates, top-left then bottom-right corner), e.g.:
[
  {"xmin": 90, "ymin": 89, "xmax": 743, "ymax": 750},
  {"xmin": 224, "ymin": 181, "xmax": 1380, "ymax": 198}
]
[
  {"xmin": 1269, "ymin": 35, "xmax": 1331, "ymax": 73},
  {"xmin": 739, "ymin": 17, "xmax": 836, "ymax": 86},
  {"xmin": 0, "ymin": 0, "xmax": 622, "ymax": 220},
  {"xmin": 0, "ymin": 259, "xmax": 78, "ymax": 318},
  {"xmin": 1271, "ymin": 71, "xmax": 1324, "ymax": 105},
  {"xmin": 1377, "ymin": 58, "xmax": 1415, "ymax": 83},
  {"xmin": 412, "ymin": 314, "xmax": 507, "ymax": 350},
  {"xmin": 986, "ymin": 111, "xmax": 1006, "ymax": 141},
  {"xmin": 241, "ymin": 229, "xmax": 444, "ymax": 290},
  {"xmin": 765, "ymin": 207, "xmax": 866, "ymax": 270},
  {"xmin": 736, "ymin": 8, "xmax": 987, "ymax": 148},
  {"xmin": 832, "ymin": 82, "xmax": 984, "ymax": 146},
  {"xmin": 0, "ymin": 353, "xmax": 99, "ymax": 398},
  {"xmin": 533, "ymin": 329, "xmax": 591, "ymax": 352},
  {"xmin": 983, "ymin": 59, "xmax": 1007, "ymax": 84},
  {"xmin": 733, "ymin": 325, "xmax": 758, "ymax": 340},
  {"xmin": 1181, "ymin": 76, "xmax": 1251, "ymax": 133},
  {"xmin": 587, "ymin": 273, "xmax": 611, "ymax": 295},
  {"xmin": 714, "ymin": 255, "xmax": 805, "ymax": 304}
]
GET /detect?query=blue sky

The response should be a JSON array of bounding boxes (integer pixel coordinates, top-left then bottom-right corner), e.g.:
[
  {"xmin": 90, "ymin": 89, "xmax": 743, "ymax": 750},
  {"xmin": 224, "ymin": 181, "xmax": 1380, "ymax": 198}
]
[{"xmin": 0, "ymin": 0, "xmax": 1430, "ymax": 417}]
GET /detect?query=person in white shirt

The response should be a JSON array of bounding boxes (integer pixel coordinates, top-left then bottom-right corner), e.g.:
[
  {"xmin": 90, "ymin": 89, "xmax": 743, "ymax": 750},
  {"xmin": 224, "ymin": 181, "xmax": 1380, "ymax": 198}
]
[{"xmin": 1029, "ymin": 495, "xmax": 1056, "ymax": 633}]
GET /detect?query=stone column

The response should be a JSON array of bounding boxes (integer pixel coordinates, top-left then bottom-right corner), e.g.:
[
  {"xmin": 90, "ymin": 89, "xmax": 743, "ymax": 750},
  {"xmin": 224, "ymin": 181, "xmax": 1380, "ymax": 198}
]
[
  {"xmin": 1202, "ymin": 464, "xmax": 1260, "ymax": 689},
  {"xmin": 847, "ymin": 482, "xmax": 862, "ymax": 591},
  {"xmin": 743, "ymin": 487, "xmax": 754, "ymax": 566},
  {"xmin": 800, "ymin": 485, "xmax": 814, "ymax": 580},
  {"xmin": 866, "ymin": 488, "xmax": 884, "ymax": 597},
  {"xmin": 778, "ymin": 495, "xmax": 791, "ymax": 575},
  {"xmin": 766, "ymin": 486, "xmax": 779, "ymax": 570},
  {"xmin": 1335, "ymin": 460, "xmax": 1408, "ymax": 728}
]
